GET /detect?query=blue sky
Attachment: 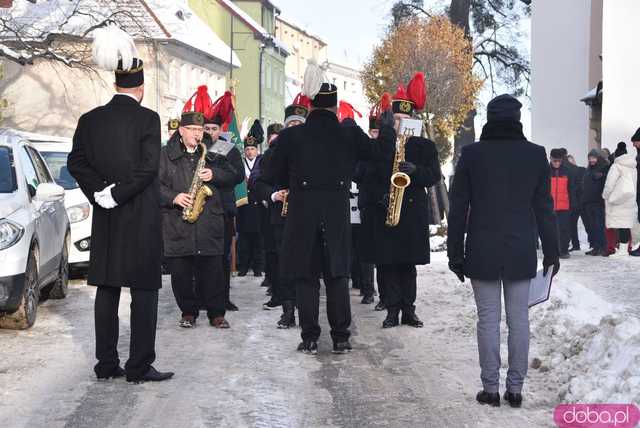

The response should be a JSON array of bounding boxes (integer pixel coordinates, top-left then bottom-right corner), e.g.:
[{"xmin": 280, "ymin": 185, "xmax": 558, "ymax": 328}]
[{"xmin": 274, "ymin": 0, "xmax": 393, "ymax": 67}]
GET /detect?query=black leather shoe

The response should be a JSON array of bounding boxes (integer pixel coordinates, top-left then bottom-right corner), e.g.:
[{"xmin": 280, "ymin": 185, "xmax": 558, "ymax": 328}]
[
  {"xmin": 361, "ymin": 295, "xmax": 374, "ymax": 304},
  {"xmin": 262, "ymin": 299, "xmax": 281, "ymax": 310},
  {"xmin": 401, "ymin": 311, "xmax": 424, "ymax": 328},
  {"xmin": 97, "ymin": 366, "xmax": 125, "ymax": 380},
  {"xmin": 559, "ymin": 253, "xmax": 570, "ymax": 260},
  {"xmin": 569, "ymin": 246, "xmax": 581, "ymax": 252},
  {"xmin": 237, "ymin": 270, "xmax": 248, "ymax": 277},
  {"xmin": 630, "ymin": 248, "xmax": 640, "ymax": 257},
  {"xmin": 226, "ymin": 301, "xmax": 239, "ymax": 311},
  {"xmin": 382, "ymin": 309, "xmax": 400, "ymax": 329},
  {"xmin": 503, "ymin": 391, "xmax": 523, "ymax": 408},
  {"xmin": 476, "ymin": 390, "xmax": 500, "ymax": 407},
  {"xmin": 127, "ymin": 366, "xmax": 174, "ymax": 384},
  {"xmin": 374, "ymin": 301, "xmax": 386, "ymax": 311},
  {"xmin": 254, "ymin": 271, "xmax": 263, "ymax": 277},
  {"xmin": 277, "ymin": 301, "xmax": 296, "ymax": 329},
  {"xmin": 585, "ymin": 249, "xmax": 598, "ymax": 256},
  {"xmin": 260, "ymin": 278, "xmax": 270, "ymax": 287},
  {"xmin": 332, "ymin": 341, "xmax": 352, "ymax": 354},
  {"xmin": 297, "ymin": 341, "xmax": 318, "ymax": 355}
]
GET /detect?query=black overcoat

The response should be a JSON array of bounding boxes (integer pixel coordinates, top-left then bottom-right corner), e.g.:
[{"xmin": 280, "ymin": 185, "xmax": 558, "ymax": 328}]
[
  {"xmin": 262, "ymin": 110, "xmax": 395, "ymax": 279},
  {"xmin": 68, "ymin": 94, "xmax": 162, "ymax": 289},
  {"xmin": 359, "ymin": 136, "xmax": 442, "ymax": 265},
  {"xmin": 158, "ymin": 133, "xmax": 238, "ymax": 257},
  {"xmin": 236, "ymin": 155, "xmax": 265, "ymax": 233},
  {"xmin": 252, "ymin": 143, "xmax": 286, "ymax": 226},
  {"xmin": 447, "ymin": 122, "xmax": 559, "ymax": 281}
]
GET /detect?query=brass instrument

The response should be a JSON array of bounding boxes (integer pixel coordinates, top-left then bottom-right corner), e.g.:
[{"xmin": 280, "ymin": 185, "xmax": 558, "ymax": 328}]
[
  {"xmin": 280, "ymin": 190, "xmax": 289, "ymax": 217},
  {"xmin": 182, "ymin": 141, "xmax": 213, "ymax": 223},
  {"xmin": 385, "ymin": 129, "xmax": 413, "ymax": 227}
]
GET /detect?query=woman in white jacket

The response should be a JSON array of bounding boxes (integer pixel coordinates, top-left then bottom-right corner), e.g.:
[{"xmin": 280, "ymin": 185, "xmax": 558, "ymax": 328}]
[{"xmin": 603, "ymin": 153, "xmax": 639, "ymax": 251}]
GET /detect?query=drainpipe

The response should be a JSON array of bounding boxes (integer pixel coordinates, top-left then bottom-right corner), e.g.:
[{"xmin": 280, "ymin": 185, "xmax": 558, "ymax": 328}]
[{"xmin": 259, "ymin": 42, "xmax": 265, "ymax": 126}]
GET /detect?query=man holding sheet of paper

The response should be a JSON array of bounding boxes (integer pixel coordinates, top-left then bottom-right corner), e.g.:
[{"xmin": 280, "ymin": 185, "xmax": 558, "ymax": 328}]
[{"xmin": 447, "ymin": 94, "xmax": 560, "ymax": 409}]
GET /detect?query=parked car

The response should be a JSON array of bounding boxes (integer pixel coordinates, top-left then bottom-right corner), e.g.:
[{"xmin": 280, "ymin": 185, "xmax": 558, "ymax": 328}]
[
  {"xmin": 0, "ymin": 129, "xmax": 70, "ymax": 329},
  {"xmin": 23, "ymin": 133, "xmax": 92, "ymax": 270}
]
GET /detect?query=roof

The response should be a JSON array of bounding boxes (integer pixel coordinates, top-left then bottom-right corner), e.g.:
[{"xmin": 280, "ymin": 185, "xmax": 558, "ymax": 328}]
[
  {"xmin": 216, "ymin": 0, "xmax": 289, "ymax": 56},
  {"xmin": 276, "ymin": 14, "xmax": 327, "ymax": 45},
  {"xmin": 0, "ymin": 0, "xmax": 239, "ymax": 67},
  {"xmin": 8, "ymin": 129, "xmax": 72, "ymax": 144}
]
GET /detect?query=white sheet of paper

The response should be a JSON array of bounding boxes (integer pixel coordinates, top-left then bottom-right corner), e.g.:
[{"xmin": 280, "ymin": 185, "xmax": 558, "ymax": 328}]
[
  {"xmin": 529, "ymin": 269, "xmax": 553, "ymax": 308},
  {"xmin": 350, "ymin": 182, "xmax": 361, "ymax": 224},
  {"xmin": 399, "ymin": 118, "xmax": 423, "ymax": 137}
]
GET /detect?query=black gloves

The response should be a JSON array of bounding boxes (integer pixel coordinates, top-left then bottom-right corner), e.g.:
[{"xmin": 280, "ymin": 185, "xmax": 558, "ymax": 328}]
[
  {"xmin": 448, "ymin": 261, "xmax": 465, "ymax": 283},
  {"xmin": 379, "ymin": 110, "xmax": 395, "ymax": 129},
  {"xmin": 542, "ymin": 257, "xmax": 560, "ymax": 277},
  {"xmin": 398, "ymin": 161, "xmax": 416, "ymax": 176}
]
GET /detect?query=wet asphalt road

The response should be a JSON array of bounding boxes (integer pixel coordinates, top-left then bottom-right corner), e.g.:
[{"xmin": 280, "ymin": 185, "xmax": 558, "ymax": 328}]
[{"xmin": 0, "ymin": 255, "xmax": 556, "ymax": 427}]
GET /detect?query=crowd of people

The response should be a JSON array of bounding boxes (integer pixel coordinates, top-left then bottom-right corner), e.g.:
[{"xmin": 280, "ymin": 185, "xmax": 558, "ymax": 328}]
[{"xmin": 548, "ymin": 138, "xmax": 640, "ymax": 259}]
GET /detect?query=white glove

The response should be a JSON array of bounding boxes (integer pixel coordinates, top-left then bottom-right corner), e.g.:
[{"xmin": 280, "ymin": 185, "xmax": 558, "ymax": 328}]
[
  {"xmin": 94, "ymin": 184, "xmax": 118, "ymax": 209},
  {"xmin": 271, "ymin": 191, "xmax": 279, "ymax": 203}
]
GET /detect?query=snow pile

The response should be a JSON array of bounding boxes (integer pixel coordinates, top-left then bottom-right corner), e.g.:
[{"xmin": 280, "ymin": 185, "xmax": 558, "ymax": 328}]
[{"xmin": 529, "ymin": 278, "xmax": 640, "ymax": 404}]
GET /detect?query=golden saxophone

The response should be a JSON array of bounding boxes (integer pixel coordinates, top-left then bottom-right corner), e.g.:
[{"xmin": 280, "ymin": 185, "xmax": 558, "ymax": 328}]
[
  {"xmin": 385, "ymin": 129, "xmax": 413, "ymax": 227},
  {"xmin": 280, "ymin": 190, "xmax": 289, "ymax": 217},
  {"xmin": 182, "ymin": 140, "xmax": 213, "ymax": 223}
]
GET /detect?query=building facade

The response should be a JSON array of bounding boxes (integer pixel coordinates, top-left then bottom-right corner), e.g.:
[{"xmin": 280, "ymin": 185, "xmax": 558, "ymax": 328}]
[
  {"xmin": 326, "ymin": 61, "xmax": 370, "ymax": 130},
  {"xmin": 0, "ymin": 0, "xmax": 238, "ymax": 141},
  {"xmin": 275, "ymin": 15, "xmax": 327, "ymax": 104},
  {"xmin": 189, "ymin": 0, "xmax": 288, "ymax": 128}
]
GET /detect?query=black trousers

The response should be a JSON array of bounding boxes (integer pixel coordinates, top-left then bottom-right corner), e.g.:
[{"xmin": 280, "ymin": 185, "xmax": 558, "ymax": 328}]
[
  {"xmin": 375, "ymin": 265, "xmax": 386, "ymax": 304},
  {"xmin": 569, "ymin": 209, "xmax": 581, "ymax": 249},
  {"xmin": 295, "ymin": 231, "xmax": 351, "ymax": 343},
  {"xmin": 237, "ymin": 231, "xmax": 265, "ymax": 273},
  {"xmin": 94, "ymin": 286, "xmax": 158, "ymax": 379},
  {"xmin": 223, "ymin": 215, "xmax": 234, "ymax": 304},
  {"xmin": 583, "ymin": 203, "xmax": 606, "ymax": 251},
  {"xmin": 378, "ymin": 264, "xmax": 417, "ymax": 311},
  {"xmin": 272, "ymin": 224, "xmax": 295, "ymax": 303},
  {"xmin": 556, "ymin": 210, "xmax": 571, "ymax": 255},
  {"xmin": 169, "ymin": 255, "xmax": 225, "ymax": 319},
  {"xmin": 351, "ymin": 224, "xmax": 375, "ymax": 296},
  {"xmin": 263, "ymin": 219, "xmax": 276, "ymax": 286}
]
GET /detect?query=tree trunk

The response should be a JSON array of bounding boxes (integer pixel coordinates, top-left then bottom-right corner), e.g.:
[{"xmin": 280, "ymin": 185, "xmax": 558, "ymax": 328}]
[{"xmin": 448, "ymin": 0, "xmax": 476, "ymax": 168}]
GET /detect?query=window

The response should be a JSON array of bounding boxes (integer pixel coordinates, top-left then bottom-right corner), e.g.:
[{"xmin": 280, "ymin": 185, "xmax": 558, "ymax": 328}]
[
  {"xmin": 169, "ymin": 60, "xmax": 178, "ymax": 95},
  {"xmin": 0, "ymin": 147, "xmax": 16, "ymax": 193},
  {"xmin": 344, "ymin": 81, "xmax": 348, "ymax": 91},
  {"xmin": 26, "ymin": 147, "xmax": 53, "ymax": 184},
  {"xmin": 19, "ymin": 146, "xmax": 39, "ymax": 196},
  {"xmin": 39, "ymin": 151, "xmax": 78, "ymax": 190}
]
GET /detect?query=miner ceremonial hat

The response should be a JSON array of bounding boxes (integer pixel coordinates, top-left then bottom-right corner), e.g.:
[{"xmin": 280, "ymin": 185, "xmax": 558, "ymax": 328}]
[
  {"xmin": 369, "ymin": 93, "xmax": 391, "ymax": 130},
  {"xmin": 167, "ymin": 118, "xmax": 180, "ymax": 131},
  {"xmin": 92, "ymin": 24, "xmax": 144, "ymax": 88},
  {"xmin": 180, "ymin": 112, "xmax": 205, "ymax": 127},
  {"xmin": 337, "ymin": 101, "xmax": 362, "ymax": 123},
  {"xmin": 303, "ymin": 59, "xmax": 338, "ymax": 109},
  {"xmin": 244, "ymin": 120, "xmax": 264, "ymax": 148},
  {"xmin": 285, "ymin": 93, "xmax": 311, "ymax": 126},
  {"xmin": 392, "ymin": 72, "xmax": 426, "ymax": 116}
]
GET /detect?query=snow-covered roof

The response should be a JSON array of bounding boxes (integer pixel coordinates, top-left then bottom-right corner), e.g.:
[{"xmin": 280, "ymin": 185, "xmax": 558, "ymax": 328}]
[
  {"xmin": 143, "ymin": 0, "xmax": 240, "ymax": 68},
  {"xmin": 0, "ymin": 0, "xmax": 239, "ymax": 67},
  {"xmin": 276, "ymin": 14, "xmax": 327, "ymax": 45},
  {"xmin": 216, "ymin": 0, "xmax": 289, "ymax": 56}
]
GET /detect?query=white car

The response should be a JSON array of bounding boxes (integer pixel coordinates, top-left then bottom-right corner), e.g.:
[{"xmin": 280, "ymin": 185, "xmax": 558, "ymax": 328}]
[
  {"xmin": 0, "ymin": 130, "xmax": 70, "ymax": 329},
  {"xmin": 21, "ymin": 133, "xmax": 92, "ymax": 269}
]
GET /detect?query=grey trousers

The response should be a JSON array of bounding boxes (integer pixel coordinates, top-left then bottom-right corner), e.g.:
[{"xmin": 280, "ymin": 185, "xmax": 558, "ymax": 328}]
[{"xmin": 471, "ymin": 278, "xmax": 530, "ymax": 394}]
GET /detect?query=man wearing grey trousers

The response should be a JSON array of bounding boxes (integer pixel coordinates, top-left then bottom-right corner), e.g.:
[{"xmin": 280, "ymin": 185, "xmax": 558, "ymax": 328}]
[{"xmin": 447, "ymin": 94, "xmax": 560, "ymax": 408}]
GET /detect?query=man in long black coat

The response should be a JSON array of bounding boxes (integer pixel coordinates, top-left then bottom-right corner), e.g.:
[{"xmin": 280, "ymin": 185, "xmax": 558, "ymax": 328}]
[
  {"xmin": 447, "ymin": 94, "xmax": 559, "ymax": 407},
  {"xmin": 359, "ymin": 94, "xmax": 442, "ymax": 329},
  {"xmin": 67, "ymin": 58, "xmax": 173, "ymax": 383},
  {"xmin": 262, "ymin": 79, "xmax": 396, "ymax": 355}
]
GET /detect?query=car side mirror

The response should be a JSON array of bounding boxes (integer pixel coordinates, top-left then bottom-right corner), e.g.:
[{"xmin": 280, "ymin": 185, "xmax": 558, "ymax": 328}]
[{"xmin": 34, "ymin": 183, "xmax": 65, "ymax": 202}]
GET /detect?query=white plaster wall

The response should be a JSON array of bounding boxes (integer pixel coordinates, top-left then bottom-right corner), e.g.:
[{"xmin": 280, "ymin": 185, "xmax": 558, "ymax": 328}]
[
  {"xmin": 601, "ymin": 0, "xmax": 640, "ymax": 150},
  {"xmin": 531, "ymin": 0, "xmax": 592, "ymax": 164}
]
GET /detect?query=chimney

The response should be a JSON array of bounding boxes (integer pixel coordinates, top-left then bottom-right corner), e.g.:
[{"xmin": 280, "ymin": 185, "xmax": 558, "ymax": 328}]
[{"xmin": 0, "ymin": 0, "xmax": 13, "ymax": 7}]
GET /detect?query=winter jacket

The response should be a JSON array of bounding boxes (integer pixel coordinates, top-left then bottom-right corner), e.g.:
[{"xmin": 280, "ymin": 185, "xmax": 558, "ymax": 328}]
[
  {"xmin": 582, "ymin": 159, "xmax": 609, "ymax": 206},
  {"xmin": 550, "ymin": 164, "xmax": 572, "ymax": 211},
  {"xmin": 603, "ymin": 153, "xmax": 638, "ymax": 228},
  {"xmin": 159, "ymin": 133, "xmax": 238, "ymax": 257}
]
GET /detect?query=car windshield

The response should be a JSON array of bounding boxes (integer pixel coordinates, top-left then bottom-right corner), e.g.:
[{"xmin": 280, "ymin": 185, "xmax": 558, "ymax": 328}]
[
  {"xmin": 39, "ymin": 151, "xmax": 78, "ymax": 190},
  {"xmin": 0, "ymin": 146, "xmax": 17, "ymax": 193}
]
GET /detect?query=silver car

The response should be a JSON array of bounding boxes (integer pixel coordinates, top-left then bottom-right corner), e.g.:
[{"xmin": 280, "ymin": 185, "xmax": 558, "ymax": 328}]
[{"xmin": 0, "ymin": 130, "xmax": 70, "ymax": 329}]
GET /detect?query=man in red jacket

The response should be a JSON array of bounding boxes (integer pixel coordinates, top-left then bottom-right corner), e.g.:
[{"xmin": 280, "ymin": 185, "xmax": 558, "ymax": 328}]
[{"xmin": 550, "ymin": 148, "xmax": 573, "ymax": 259}]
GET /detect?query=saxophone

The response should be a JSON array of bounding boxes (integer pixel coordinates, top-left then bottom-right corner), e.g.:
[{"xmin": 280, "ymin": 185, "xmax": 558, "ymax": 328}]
[
  {"xmin": 280, "ymin": 190, "xmax": 289, "ymax": 217},
  {"xmin": 385, "ymin": 129, "xmax": 413, "ymax": 227},
  {"xmin": 182, "ymin": 141, "xmax": 213, "ymax": 223}
]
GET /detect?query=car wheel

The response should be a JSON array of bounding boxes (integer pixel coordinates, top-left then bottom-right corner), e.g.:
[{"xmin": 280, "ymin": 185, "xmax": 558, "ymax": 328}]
[
  {"xmin": 47, "ymin": 233, "xmax": 70, "ymax": 299},
  {"xmin": 0, "ymin": 249, "xmax": 39, "ymax": 330}
]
